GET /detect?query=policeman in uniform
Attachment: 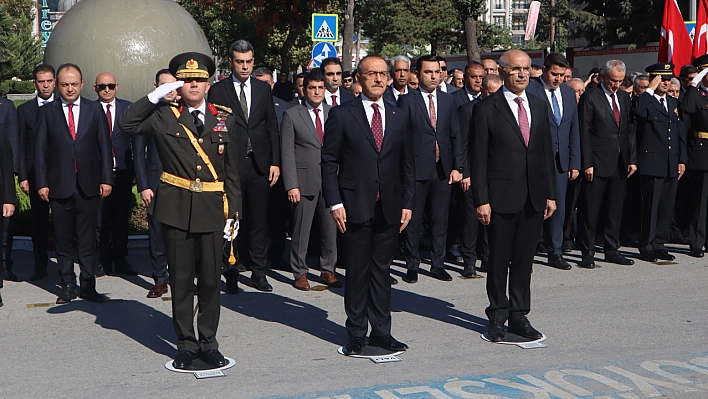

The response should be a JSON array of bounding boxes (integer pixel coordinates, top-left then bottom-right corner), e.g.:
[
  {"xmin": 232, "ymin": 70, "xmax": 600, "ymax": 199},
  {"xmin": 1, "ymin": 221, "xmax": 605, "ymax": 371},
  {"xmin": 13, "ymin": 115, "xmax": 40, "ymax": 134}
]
[
  {"xmin": 632, "ymin": 62, "xmax": 686, "ymax": 262},
  {"xmin": 679, "ymin": 55, "xmax": 708, "ymax": 258},
  {"xmin": 118, "ymin": 52, "xmax": 241, "ymax": 369}
]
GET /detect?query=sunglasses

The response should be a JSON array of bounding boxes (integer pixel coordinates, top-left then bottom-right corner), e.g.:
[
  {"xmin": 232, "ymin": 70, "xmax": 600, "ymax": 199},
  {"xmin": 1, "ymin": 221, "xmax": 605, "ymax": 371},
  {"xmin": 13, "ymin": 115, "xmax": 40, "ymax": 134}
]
[
  {"xmin": 343, "ymin": 78, "xmax": 353, "ymax": 83},
  {"xmin": 96, "ymin": 83, "xmax": 116, "ymax": 90},
  {"xmin": 440, "ymin": 66, "xmax": 448, "ymax": 71}
]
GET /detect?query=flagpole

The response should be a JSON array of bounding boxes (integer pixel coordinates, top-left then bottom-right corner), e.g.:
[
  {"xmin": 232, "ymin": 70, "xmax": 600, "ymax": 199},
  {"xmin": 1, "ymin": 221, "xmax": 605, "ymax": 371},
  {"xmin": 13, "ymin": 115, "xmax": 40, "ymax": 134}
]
[{"xmin": 691, "ymin": 0, "xmax": 697, "ymax": 21}]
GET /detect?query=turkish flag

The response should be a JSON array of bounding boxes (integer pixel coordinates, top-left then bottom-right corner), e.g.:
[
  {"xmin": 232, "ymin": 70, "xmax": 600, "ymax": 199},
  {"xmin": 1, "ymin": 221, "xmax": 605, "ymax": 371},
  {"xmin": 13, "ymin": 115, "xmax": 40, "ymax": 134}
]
[
  {"xmin": 659, "ymin": 0, "xmax": 692, "ymax": 74},
  {"xmin": 693, "ymin": 0, "xmax": 708, "ymax": 61}
]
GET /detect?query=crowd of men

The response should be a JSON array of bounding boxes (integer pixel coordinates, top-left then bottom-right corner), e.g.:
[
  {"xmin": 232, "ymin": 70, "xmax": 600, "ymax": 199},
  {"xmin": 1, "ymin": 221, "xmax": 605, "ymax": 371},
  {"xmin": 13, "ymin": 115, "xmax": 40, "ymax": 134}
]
[{"xmin": 0, "ymin": 40, "xmax": 707, "ymax": 361}]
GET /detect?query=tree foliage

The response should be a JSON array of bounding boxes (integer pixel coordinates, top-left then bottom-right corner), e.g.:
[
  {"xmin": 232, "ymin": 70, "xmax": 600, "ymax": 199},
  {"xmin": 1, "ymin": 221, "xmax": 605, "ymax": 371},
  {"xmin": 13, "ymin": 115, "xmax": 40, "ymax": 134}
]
[{"xmin": 0, "ymin": 1, "xmax": 41, "ymax": 80}]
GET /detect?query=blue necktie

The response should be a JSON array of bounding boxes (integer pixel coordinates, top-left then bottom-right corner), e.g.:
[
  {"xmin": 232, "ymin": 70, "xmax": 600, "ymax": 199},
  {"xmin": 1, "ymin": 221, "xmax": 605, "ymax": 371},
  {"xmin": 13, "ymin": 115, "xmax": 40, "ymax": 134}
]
[
  {"xmin": 550, "ymin": 88, "xmax": 561, "ymax": 126},
  {"xmin": 41, "ymin": 100, "xmax": 49, "ymax": 106}
]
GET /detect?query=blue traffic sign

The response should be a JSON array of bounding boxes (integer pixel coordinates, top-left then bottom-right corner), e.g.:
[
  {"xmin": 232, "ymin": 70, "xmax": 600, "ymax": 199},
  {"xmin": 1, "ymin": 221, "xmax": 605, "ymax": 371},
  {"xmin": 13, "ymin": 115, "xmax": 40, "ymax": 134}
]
[
  {"xmin": 312, "ymin": 14, "xmax": 338, "ymax": 42},
  {"xmin": 311, "ymin": 42, "xmax": 337, "ymax": 68}
]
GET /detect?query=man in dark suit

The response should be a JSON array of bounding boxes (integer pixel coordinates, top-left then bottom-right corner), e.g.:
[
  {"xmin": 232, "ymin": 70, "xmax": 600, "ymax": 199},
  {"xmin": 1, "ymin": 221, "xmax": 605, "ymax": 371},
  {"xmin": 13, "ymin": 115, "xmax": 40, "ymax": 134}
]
[
  {"xmin": 322, "ymin": 54, "xmax": 415, "ymax": 355},
  {"xmin": 0, "ymin": 92, "xmax": 19, "ymax": 282},
  {"xmin": 447, "ymin": 61, "xmax": 485, "ymax": 266},
  {"xmin": 118, "ymin": 52, "xmax": 241, "ymax": 370},
  {"xmin": 17, "ymin": 64, "xmax": 55, "ymax": 281},
  {"xmin": 208, "ymin": 40, "xmax": 280, "ymax": 292},
  {"xmin": 321, "ymin": 57, "xmax": 355, "ymax": 107},
  {"xmin": 526, "ymin": 53, "xmax": 581, "ymax": 270},
  {"xmin": 633, "ymin": 63, "xmax": 687, "ymax": 262},
  {"xmin": 0, "ymin": 123, "xmax": 16, "ymax": 306},
  {"xmin": 132, "ymin": 69, "xmax": 177, "ymax": 298},
  {"xmin": 383, "ymin": 55, "xmax": 412, "ymax": 104},
  {"xmin": 397, "ymin": 55, "xmax": 463, "ymax": 283},
  {"xmin": 678, "ymin": 65, "xmax": 697, "ymax": 102},
  {"xmin": 577, "ymin": 60, "xmax": 637, "ymax": 268},
  {"xmin": 437, "ymin": 57, "xmax": 457, "ymax": 93},
  {"xmin": 451, "ymin": 61, "xmax": 484, "ymax": 109},
  {"xmin": 254, "ymin": 66, "xmax": 291, "ymax": 271},
  {"xmin": 93, "ymin": 72, "xmax": 137, "ymax": 277},
  {"xmin": 290, "ymin": 73, "xmax": 305, "ymax": 106},
  {"xmin": 471, "ymin": 49, "xmax": 556, "ymax": 342},
  {"xmin": 34, "ymin": 63, "xmax": 114, "ymax": 304},
  {"xmin": 281, "ymin": 69, "xmax": 339, "ymax": 290},
  {"xmin": 679, "ymin": 55, "xmax": 708, "ymax": 257}
]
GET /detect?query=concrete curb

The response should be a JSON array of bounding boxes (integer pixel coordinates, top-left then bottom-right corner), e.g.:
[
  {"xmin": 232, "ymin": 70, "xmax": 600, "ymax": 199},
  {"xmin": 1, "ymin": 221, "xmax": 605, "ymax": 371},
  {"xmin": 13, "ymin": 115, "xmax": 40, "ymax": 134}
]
[{"xmin": 11, "ymin": 235, "xmax": 149, "ymax": 251}]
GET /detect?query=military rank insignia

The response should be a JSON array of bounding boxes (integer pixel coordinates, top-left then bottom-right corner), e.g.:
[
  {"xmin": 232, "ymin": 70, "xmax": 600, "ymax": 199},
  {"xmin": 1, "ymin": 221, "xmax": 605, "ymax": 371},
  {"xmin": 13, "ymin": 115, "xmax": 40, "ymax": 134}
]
[{"xmin": 218, "ymin": 144, "xmax": 225, "ymax": 155}]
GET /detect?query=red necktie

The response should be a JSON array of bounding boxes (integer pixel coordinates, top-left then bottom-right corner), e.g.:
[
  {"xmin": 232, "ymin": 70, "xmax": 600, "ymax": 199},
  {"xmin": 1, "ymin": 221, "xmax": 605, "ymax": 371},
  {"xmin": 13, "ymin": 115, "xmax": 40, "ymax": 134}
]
[
  {"xmin": 314, "ymin": 107, "xmax": 323, "ymax": 144},
  {"xmin": 371, "ymin": 103, "xmax": 383, "ymax": 201},
  {"xmin": 514, "ymin": 97, "xmax": 530, "ymax": 146},
  {"xmin": 331, "ymin": 95, "xmax": 338, "ymax": 107},
  {"xmin": 68, "ymin": 103, "xmax": 76, "ymax": 140},
  {"xmin": 106, "ymin": 104, "xmax": 116, "ymax": 158},
  {"xmin": 612, "ymin": 93, "xmax": 620, "ymax": 127}
]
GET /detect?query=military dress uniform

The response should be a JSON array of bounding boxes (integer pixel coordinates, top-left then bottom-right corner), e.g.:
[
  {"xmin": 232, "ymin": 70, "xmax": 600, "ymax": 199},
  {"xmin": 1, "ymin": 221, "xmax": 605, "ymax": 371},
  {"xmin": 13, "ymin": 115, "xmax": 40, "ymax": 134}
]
[
  {"xmin": 117, "ymin": 53, "xmax": 241, "ymax": 367},
  {"xmin": 679, "ymin": 55, "xmax": 708, "ymax": 257}
]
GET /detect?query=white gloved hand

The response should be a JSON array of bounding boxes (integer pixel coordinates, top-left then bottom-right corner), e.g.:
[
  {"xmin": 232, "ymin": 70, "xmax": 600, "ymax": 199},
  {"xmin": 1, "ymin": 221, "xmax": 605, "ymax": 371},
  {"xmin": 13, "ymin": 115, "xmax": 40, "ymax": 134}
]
[
  {"xmin": 223, "ymin": 218, "xmax": 239, "ymax": 241},
  {"xmin": 147, "ymin": 81, "xmax": 184, "ymax": 104}
]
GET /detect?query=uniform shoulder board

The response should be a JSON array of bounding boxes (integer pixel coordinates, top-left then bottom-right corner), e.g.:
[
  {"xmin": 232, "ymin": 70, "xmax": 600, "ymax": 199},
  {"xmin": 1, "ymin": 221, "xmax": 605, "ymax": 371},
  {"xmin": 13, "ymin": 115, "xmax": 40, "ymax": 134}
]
[
  {"xmin": 212, "ymin": 104, "xmax": 233, "ymax": 114},
  {"xmin": 168, "ymin": 101, "xmax": 180, "ymax": 107}
]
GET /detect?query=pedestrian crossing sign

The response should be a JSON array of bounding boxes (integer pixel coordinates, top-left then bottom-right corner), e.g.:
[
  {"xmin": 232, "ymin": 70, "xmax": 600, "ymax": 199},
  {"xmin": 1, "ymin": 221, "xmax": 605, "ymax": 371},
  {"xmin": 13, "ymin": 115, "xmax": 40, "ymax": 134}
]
[{"xmin": 312, "ymin": 13, "xmax": 338, "ymax": 42}]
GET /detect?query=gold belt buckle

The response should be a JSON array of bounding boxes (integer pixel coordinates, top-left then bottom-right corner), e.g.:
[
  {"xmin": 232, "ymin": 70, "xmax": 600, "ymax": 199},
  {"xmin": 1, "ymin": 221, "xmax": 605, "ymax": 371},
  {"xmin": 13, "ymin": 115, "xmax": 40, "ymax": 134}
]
[{"xmin": 189, "ymin": 180, "xmax": 203, "ymax": 192}]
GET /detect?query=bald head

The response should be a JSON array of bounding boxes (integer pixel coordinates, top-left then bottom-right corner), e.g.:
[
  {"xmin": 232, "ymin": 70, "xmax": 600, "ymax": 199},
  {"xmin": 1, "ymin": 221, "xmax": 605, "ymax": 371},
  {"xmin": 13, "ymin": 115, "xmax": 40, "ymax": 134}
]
[
  {"xmin": 95, "ymin": 72, "xmax": 118, "ymax": 103},
  {"xmin": 498, "ymin": 50, "xmax": 531, "ymax": 94}
]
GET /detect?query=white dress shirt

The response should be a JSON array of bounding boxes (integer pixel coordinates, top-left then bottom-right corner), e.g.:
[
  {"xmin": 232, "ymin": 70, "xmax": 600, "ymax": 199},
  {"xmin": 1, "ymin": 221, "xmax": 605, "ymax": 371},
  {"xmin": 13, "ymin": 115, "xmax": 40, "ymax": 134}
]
[
  {"xmin": 187, "ymin": 101, "xmax": 207, "ymax": 125},
  {"xmin": 305, "ymin": 101, "xmax": 324, "ymax": 130},
  {"xmin": 99, "ymin": 98, "xmax": 116, "ymax": 132},
  {"xmin": 232, "ymin": 75, "xmax": 252, "ymax": 116},
  {"xmin": 325, "ymin": 88, "xmax": 342, "ymax": 106},
  {"xmin": 392, "ymin": 86, "xmax": 408, "ymax": 102},
  {"xmin": 644, "ymin": 88, "xmax": 669, "ymax": 112},
  {"xmin": 502, "ymin": 86, "xmax": 532, "ymax": 128},
  {"xmin": 61, "ymin": 96, "xmax": 81, "ymax": 131},
  {"xmin": 37, "ymin": 94, "xmax": 54, "ymax": 107},
  {"xmin": 540, "ymin": 77, "xmax": 563, "ymax": 119},
  {"xmin": 420, "ymin": 89, "xmax": 438, "ymax": 122},
  {"xmin": 465, "ymin": 87, "xmax": 481, "ymax": 102}
]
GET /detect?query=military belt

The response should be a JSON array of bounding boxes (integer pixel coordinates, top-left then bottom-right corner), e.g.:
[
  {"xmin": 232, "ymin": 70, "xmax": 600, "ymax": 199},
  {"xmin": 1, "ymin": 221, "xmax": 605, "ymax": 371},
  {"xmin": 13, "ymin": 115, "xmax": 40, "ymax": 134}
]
[
  {"xmin": 695, "ymin": 131, "xmax": 708, "ymax": 139},
  {"xmin": 160, "ymin": 172, "xmax": 224, "ymax": 192}
]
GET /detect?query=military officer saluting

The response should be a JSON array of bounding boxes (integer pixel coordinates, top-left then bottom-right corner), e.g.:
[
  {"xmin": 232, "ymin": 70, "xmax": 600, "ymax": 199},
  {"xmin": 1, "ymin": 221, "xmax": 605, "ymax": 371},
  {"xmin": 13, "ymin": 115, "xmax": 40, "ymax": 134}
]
[
  {"xmin": 680, "ymin": 55, "xmax": 708, "ymax": 258},
  {"xmin": 632, "ymin": 62, "xmax": 686, "ymax": 262},
  {"xmin": 118, "ymin": 52, "xmax": 241, "ymax": 369}
]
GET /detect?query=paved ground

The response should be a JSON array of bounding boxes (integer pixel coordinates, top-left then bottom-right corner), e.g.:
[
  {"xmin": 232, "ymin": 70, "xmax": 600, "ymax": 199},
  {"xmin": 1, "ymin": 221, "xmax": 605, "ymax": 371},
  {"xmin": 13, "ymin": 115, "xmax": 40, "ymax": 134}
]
[{"xmin": 0, "ymin": 243, "xmax": 707, "ymax": 399}]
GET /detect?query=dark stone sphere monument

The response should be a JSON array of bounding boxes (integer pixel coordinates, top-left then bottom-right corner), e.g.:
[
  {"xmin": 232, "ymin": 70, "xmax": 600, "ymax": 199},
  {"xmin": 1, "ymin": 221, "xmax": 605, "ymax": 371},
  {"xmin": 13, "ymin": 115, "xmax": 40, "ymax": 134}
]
[{"xmin": 44, "ymin": 0, "xmax": 213, "ymax": 101}]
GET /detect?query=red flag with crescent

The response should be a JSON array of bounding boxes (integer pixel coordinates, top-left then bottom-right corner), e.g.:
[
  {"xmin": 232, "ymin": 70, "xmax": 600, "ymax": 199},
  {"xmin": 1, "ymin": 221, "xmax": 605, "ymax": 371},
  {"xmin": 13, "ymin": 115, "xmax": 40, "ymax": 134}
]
[
  {"xmin": 693, "ymin": 0, "xmax": 708, "ymax": 61},
  {"xmin": 659, "ymin": 0, "xmax": 692, "ymax": 74}
]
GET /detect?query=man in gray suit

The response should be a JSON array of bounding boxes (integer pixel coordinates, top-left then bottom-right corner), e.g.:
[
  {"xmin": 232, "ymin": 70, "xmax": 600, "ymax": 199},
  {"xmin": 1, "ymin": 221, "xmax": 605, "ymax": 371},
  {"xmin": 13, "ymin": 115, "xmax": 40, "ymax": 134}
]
[{"xmin": 281, "ymin": 68, "xmax": 340, "ymax": 291}]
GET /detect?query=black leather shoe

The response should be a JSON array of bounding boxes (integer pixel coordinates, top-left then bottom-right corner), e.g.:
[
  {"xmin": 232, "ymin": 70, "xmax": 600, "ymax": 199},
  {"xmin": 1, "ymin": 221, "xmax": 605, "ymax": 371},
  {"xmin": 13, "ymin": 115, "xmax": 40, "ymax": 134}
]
[
  {"xmin": 29, "ymin": 269, "xmax": 48, "ymax": 281},
  {"xmin": 368, "ymin": 334, "xmax": 408, "ymax": 351},
  {"xmin": 95, "ymin": 264, "xmax": 106, "ymax": 278},
  {"xmin": 548, "ymin": 254, "xmax": 572, "ymax": 270},
  {"xmin": 488, "ymin": 322, "xmax": 505, "ymax": 342},
  {"xmin": 430, "ymin": 267, "xmax": 453, "ymax": 281},
  {"xmin": 115, "ymin": 260, "xmax": 139, "ymax": 276},
  {"xmin": 508, "ymin": 315, "xmax": 543, "ymax": 340},
  {"xmin": 173, "ymin": 350, "xmax": 197, "ymax": 369},
  {"xmin": 689, "ymin": 249, "xmax": 704, "ymax": 258},
  {"xmin": 403, "ymin": 269, "xmax": 418, "ymax": 283},
  {"xmin": 79, "ymin": 288, "xmax": 106, "ymax": 302},
  {"xmin": 56, "ymin": 284, "xmax": 77, "ymax": 304},
  {"xmin": 605, "ymin": 253, "xmax": 634, "ymax": 265},
  {"xmin": 639, "ymin": 251, "xmax": 658, "ymax": 262},
  {"xmin": 389, "ymin": 275, "xmax": 398, "ymax": 285},
  {"xmin": 250, "ymin": 276, "xmax": 273, "ymax": 292},
  {"xmin": 476, "ymin": 262, "xmax": 488, "ymax": 273},
  {"xmin": 342, "ymin": 336, "xmax": 365, "ymax": 355},
  {"xmin": 461, "ymin": 265, "xmax": 478, "ymax": 278},
  {"xmin": 3, "ymin": 269, "xmax": 17, "ymax": 281},
  {"xmin": 199, "ymin": 349, "xmax": 226, "ymax": 367},
  {"xmin": 655, "ymin": 250, "xmax": 675, "ymax": 261},
  {"xmin": 578, "ymin": 255, "xmax": 595, "ymax": 269}
]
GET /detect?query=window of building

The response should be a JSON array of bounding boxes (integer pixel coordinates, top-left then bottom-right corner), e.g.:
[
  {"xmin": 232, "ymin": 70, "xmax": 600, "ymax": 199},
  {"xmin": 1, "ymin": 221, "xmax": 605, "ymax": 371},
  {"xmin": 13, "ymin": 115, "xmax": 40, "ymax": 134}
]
[
  {"xmin": 493, "ymin": 15, "xmax": 506, "ymax": 28},
  {"xmin": 513, "ymin": 0, "xmax": 531, "ymax": 9},
  {"xmin": 512, "ymin": 16, "xmax": 526, "ymax": 31},
  {"xmin": 494, "ymin": 0, "xmax": 505, "ymax": 9}
]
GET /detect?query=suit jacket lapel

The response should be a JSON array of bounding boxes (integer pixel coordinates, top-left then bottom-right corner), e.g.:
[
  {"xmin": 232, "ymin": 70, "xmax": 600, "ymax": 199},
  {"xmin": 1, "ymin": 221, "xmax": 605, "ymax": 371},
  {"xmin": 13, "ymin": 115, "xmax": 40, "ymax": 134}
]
[
  {"xmin": 350, "ymin": 97, "xmax": 379, "ymax": 152},
  {"xmin": 493, "ymin": 91, "xmax": 525, "ymax": 147},
  {"xmin": 52, "ymin": 101, "xmax": 73, "ymax": 139},
  {"xmin": 203, "ymin": 107, "xmax": 218, "ymax": 137},
  {"xmin": 649, "ymin": 95, "xmax": 669, "ymax": 116},
  {"xmin": 177, "ymin": 104, "xmax": 199, "ymax": 134},
  {"xmin": 380, "ymin": 104, "xmax": 398, "ymax": 156},
  {"xmin": 298, "ymin": 106, "xmax": 320, "ymax": 144},
  {"xmin": 413, "ymin": 89, "xmax": 434, "ymax": 128}
]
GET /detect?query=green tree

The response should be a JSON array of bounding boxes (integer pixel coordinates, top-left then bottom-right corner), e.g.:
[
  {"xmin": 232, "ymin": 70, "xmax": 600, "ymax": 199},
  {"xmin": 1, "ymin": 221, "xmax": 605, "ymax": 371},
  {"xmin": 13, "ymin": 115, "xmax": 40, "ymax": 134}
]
[
  {"xmin": 0, "ymin": 14, "xmax": 42, "ymax": 79},
  {"xmin": 476, "ymin": 20, "xmax": 512, "ymax": 52},
  {"xmin": 452, "ymin": 0, "xmax": 486, "ymax": 62},
  {"xmin": 567, "ymin": 0, "xmax": 664, "ymax": 47}
]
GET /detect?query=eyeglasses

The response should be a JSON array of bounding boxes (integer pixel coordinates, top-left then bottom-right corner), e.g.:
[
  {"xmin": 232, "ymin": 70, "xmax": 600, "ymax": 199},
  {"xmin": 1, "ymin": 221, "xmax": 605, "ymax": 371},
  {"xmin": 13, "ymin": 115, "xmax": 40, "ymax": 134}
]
[
  {"xmin": 361, "ymin": 71, "xmax": 389, "ymax": 79},
  {"xmin": 440, "ymin": 66, "xmax": 448, "ymax": 71},
  {"xmin": 325, "ymin": 71, "xmax": 342, "ymax": 77},
  {"xmin": 505, "ymin": 66, "xmax": 531, "ymax": 74},
  {"xmin": 96, "ymin": 83, "xmax": 116, "ymax": 90}
]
